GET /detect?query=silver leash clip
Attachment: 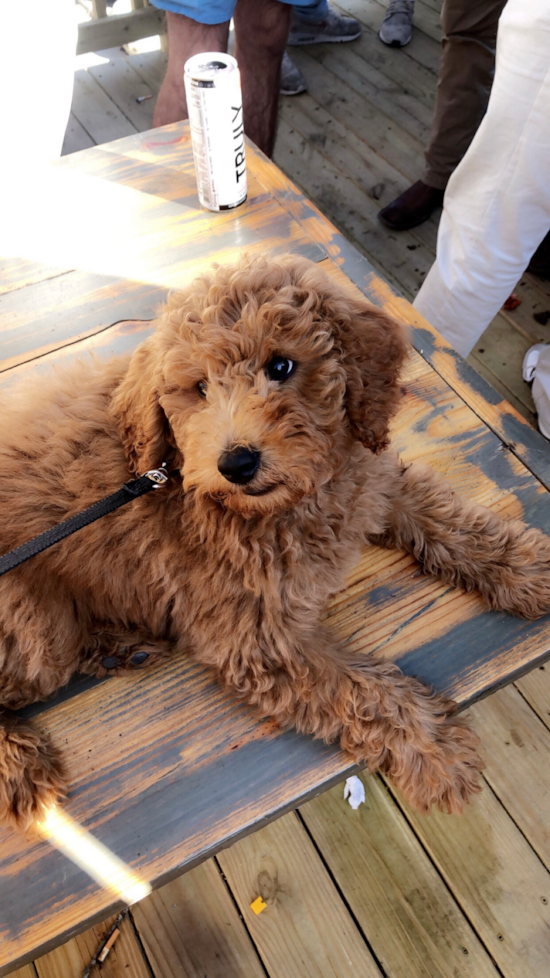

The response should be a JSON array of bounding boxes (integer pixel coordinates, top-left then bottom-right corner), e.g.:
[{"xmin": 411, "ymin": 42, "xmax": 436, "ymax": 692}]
[{"xmin": 144, "ymin": 468, "xmax": 169, "ymax": 487}]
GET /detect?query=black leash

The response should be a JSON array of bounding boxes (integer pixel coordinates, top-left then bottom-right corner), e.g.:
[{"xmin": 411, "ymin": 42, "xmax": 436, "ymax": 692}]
[{"xmin": 0, "ymin": 467, "xmax": 172, "ymax": 579}]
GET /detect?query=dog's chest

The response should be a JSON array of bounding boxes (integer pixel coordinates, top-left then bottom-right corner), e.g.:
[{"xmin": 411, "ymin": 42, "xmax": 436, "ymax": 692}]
[{"xmin": 178, "ymin": 503, "xmax": 362, "ymax": 626}]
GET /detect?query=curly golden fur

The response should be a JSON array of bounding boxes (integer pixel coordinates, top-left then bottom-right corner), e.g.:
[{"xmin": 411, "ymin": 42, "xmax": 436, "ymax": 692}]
[{"xmin": 2, "ymin": 254, "xmax": 550, "ymax": 832}]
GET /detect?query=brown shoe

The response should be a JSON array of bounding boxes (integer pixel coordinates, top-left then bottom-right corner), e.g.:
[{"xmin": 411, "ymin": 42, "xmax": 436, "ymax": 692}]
[
  {"xmin": 528, "ymin": 230, "xmax": 550, "ymax": 280},
  {"xmin": 378, "ymin": 180, "xmax": 444, "ymax": 230}
]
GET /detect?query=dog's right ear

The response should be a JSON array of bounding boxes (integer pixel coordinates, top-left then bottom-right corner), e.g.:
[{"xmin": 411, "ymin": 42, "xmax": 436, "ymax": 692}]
[{"xmin": 109, "ymin": 337, "xmax": 173, "ymax": 475}]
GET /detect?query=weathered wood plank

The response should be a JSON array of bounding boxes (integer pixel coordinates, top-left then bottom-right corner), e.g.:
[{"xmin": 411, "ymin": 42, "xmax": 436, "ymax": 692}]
[
  {"xmin": 91, "ymin": 0, "xmax": 108, "ymax": 18},
  {"xmin": 0, "ymin": 146, "xmax": 326, "ymax": 374},
  {"xmin": 313, "ymin": 254, "xmax": 550, "ymax": 491},
  {"xmin": 0, "ymin": 658, "xmax": 361, "ymax": 974},
  {"xmin": 88, "ymin": 53, "xmax": 157, "ymax": 133},
  {"xmin": 274, "ymin": 121, "xmax": 430, "ymax": 296},
  {"xmin": 302, "ymin": 45, "xmax": 432, "ymax": 144},
  {"xmin": 61, "ymin": 113, "xmax": 95, "ymax": 156},
  {"xmin": 301, "ymin": 774, "xmax": 500, "ymax": 978},
  {"xmin": 0, "ymin": 320, "xmax": 155, "ymax": 394},
  {"xmin": 217, "ymin": 812, "xmax": 382, "ymax": 977},
  {"xmin": 390, "ymin": 781, "xmax": 550, "ymax": 978},
  {"xmin": 125, "ymin": 50, "xmax": 168, "ymax": 94},
  {"xmin": 277, "ymin": 90, "xmax": 439, "ymax": 253},
  {"xmin": 0, "ymin": 273, "xmax": 164, "ymax": 373},
  {"xmin": 279, "ymin": 92, "xmax": 409, "ymax": 215},
  {"xmin": 469, "ymin": 685, "xmax": 550, "ymax": 869},
  {"xmin": 535, "ymin": 271, "xmax": 550, "ymax": 301},
  {"xmin": 321, "ymin": 258, "xmax": 550, "ymax": 490},
  {"xmin": 34, "ymin": 912, "xmax": 150, "ymax": 978},
  {"xmin": 515, "ymin": 664, "xmax": 550, "ymax": 731},
  {"xmin": 72, "ymin": 69, "xmax": 137, "ymax": 145},
  {"xmin": 132, "ymin": 860, "xmax": 266, "ymax": 978},
  {"xmin": 416, "ymin": 0, "xmax": 443, "ymax": 14},
  {"xmin": 77, "ymin": 8, "xmax": 166, "ymax": 57},
  {"xmin": 57, "ymin": 137, "xmax": 266, "ymax": 204},
  {"xmin": 334, "ymin": 0, "xmax": 441, "ymax": 74},
  {"xmin": 281, "ymin": 49, "xmax": 426, "ymax": 181},
  {"xmin": 7, "ymin": 968, "xmax": 37, "ymax": 978},
  {"xmin": 331, "ymin": 0, "xmax": 438, "ymax": 108},
  {"xmin": 467, "ymin": 346, "xmax": 537, "ymax": 428},
  {"xmin": 0, "ymin": 263, "xmax": 73, "ymax": 299},
  {"xmin": 403, "ymin": 305, "xmax": 550, "ymax": 490}
]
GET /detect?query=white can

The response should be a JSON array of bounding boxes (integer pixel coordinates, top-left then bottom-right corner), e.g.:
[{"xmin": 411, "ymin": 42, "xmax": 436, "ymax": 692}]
[{"xmin": 184, "ymin": 52, "xmax": 247, "ymax": 212}]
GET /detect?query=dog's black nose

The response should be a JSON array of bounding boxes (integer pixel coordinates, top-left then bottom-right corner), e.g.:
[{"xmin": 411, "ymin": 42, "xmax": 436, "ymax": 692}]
[{"xmin": 218, "ymin": 447, "xmax": 260, "ymax": 485}]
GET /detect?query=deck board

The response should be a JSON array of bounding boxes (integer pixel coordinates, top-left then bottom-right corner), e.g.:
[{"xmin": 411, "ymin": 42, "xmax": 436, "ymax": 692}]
[
  {"xmin": 300, "ymin": 776, "xmax": 500, "ymax": 978},
  {"xmin": 470, "ymin": 686, "xmax": 550, "ymax": 869},
  {"xmin": 334, "ymin": 0, "xmax": 441, "ymax": 72},
  {"xmin": 72, "ymin": 67, "xmax": 137, "ymax": 144},
  {"xmin": 390, "ymin": 780, "xmax": 550, "ymax": 978},
  {"xmin": 88, "ymin": 52, "xmax": 156, "ymax": 133},
  {"xmin": 33, "ymin": 914, "xmax": 150, "ymax": 978},
  {"xmin": 331, "ymin": 1, "xmax": 437, "ymax": 105},
  {"xmin": 217, "ymin": 812, "xmax": 382, "ymax": 977},
  {"xmin": 132, "ymin": 861, "xmax": 266, "ymax": 978},
  {"xmin": 516, "ymin": 664, "xmax": 550, "ymax": 731}
]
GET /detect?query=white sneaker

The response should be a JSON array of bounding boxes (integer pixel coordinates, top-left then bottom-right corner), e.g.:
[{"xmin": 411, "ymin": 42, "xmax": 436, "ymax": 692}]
[{"xmin": 522, "ymin": 343, "xmax": 550, "ymax": 440}]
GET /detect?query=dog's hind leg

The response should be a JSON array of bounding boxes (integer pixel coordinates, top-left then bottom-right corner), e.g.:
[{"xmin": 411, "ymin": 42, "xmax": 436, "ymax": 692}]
[
  {"xmin": 0, "ymin": 711, "xmax": 66, "ymax": 831},
  {"xmin": 370, "ymin": 459, "xmax": 550, "ymax": 619}
]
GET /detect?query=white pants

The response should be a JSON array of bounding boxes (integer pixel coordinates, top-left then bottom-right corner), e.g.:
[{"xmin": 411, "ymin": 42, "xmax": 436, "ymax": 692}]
[
  {"xmin": 413, "ymin": 0, "xmax": 550, "ymax": 359},
  {"xmin": 0, "ymin": 1, "xmax": 76, "ymax": 166}
]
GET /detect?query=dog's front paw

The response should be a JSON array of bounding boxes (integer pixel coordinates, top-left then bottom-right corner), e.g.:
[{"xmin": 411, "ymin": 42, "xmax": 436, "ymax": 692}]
[
  {"xmin": 385, "ymin": 711, "xmax": 484, "ymax": 815},
  {"xmin": 0, "ymin": 720, "xmax": 66, "ymax": 832},
  {"xmin": 84, "ymin": 637, "xmax": 175, "ymax": 678},
  {"xmin": 481, "ymin": 526, "xmax": 550, "ymax": 619}
]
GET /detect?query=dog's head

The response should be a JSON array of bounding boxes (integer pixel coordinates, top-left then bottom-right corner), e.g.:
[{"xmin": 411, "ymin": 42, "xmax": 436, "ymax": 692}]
[{"xmin": 110, "ymin": 255, "xmax": 408, "ymax": 515}]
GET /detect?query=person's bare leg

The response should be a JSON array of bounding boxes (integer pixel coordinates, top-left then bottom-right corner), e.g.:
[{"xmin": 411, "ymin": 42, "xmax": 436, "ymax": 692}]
[
  {"xmin": 233, "ymin": 0, "xmax": 291, "ymax": 157},
  {"xmin": 153, "ymin": 12, "xmax": 230, "ymax": 128}
]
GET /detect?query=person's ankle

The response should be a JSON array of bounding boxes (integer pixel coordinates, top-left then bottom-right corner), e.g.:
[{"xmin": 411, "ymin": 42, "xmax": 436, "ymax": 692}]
[{"xmin": 378, "ymin": 180, "xmax": 444, "ymax": 230}]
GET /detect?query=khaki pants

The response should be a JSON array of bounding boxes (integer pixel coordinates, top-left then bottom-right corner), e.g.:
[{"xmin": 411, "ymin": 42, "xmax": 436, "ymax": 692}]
[{"xmin": 423, "ymin": 0, "xmax": 508, "ymax": 189}]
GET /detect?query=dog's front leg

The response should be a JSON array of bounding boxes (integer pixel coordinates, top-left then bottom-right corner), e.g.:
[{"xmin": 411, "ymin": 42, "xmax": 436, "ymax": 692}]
[
  {"xmin": 0, "ymin": 711, "xmax": 66, "ymax": 831},
  {"xmin": 80, "ymin": 629, "xmax": 176, "ymax": 678},
  {"xmin": 192, "ymin": 620, "xmax": 483, "ymax": 815},
  {"xmin": 370, "ymin": 457, "xmax": 550, "ymax": 619}
]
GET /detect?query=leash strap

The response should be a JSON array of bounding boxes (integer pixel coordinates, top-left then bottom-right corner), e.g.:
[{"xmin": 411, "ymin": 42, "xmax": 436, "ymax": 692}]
[{"xmin": 0, "ymin": 469, "xmax": 170, "ymax": 579}]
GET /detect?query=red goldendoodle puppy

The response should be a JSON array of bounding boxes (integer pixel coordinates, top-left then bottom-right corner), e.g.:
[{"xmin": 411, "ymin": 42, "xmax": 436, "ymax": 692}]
[{"xmin": 2, "ymin": 254, "xmax": 550, "ymax": 831}]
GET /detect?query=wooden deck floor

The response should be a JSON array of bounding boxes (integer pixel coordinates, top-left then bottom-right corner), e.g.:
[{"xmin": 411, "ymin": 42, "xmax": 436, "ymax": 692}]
[
  {"xmin": 11, "ymin": 5, "xmax": 550, "ymax": 975},
  {"xmin": 11, "ymin": 671, "xmax": 550, "ymax": 978}
]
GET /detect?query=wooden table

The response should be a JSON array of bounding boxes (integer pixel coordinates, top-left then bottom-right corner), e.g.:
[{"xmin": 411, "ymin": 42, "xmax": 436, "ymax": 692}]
[{"xmin": 2, "ymin": 123, "xmax": 550, "ymax": 975}]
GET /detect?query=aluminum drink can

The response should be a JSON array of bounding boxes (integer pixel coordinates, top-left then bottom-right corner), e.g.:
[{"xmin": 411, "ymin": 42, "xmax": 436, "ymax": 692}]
[{"xmin": 184, "ymin": 52, "xmax": 247, "ymax": 212}]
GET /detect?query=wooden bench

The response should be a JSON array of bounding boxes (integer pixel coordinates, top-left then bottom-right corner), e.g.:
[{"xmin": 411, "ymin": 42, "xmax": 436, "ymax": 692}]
[
  {"xmin": 77, "ymin": 0, "xmax": 166, "ymax": 57},
  {"xmin": 1, "ymin": 123, "xmax": 550, "ymax": 975}
]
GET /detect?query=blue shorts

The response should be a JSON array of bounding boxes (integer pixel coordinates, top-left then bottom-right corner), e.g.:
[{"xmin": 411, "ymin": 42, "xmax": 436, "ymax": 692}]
[{"xmin": 150, "ymin": 0, "xmax": 318, "ymax": 25}]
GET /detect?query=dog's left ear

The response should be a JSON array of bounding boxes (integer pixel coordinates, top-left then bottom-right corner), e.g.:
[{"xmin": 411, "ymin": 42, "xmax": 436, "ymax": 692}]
[
  {"xmin": 326, "ymin": 291, "xmax": 409, "ymax": 453},
  {"xmin": 109, "ymin": 336, "xmax": 174, "ymax": 475}
]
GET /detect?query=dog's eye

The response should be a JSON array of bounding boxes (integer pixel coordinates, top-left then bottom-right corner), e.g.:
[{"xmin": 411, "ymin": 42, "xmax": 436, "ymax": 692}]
[
  {"xmin": 266, "ymin": 357, "xmax": 295, "ymax": 382},
  {"xmin": 197, "ymin": 380, "xmax": 207, "ymax": 398}
]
